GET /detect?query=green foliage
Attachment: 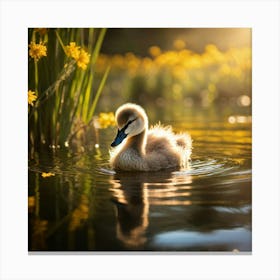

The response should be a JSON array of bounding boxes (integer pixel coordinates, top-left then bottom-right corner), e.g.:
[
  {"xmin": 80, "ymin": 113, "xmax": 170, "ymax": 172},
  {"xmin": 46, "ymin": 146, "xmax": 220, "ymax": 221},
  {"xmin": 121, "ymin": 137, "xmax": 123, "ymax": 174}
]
[{"xmin": 28, "ymin": 28, "xmax": 109, "ymax": 148}]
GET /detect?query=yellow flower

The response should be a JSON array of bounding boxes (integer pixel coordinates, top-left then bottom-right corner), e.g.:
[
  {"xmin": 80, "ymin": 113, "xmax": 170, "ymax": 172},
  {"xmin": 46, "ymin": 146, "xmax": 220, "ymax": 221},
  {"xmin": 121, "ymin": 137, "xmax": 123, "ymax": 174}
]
[
  {"xmin": 65, "ymin": 42, "xmax": 90, "ymax": 70},
  {"xmin": 28, "ymin": 41, "xmax": 47, "ymax": 61},
  {"xmin": 76, "ymin": 49, "xmax": 90, "ymax": 70},
  {"xmin": 173, "ymin": 39, "xmax": 186, "ymax": 50},
  {"xmin": 149, "ymin": 46, "xmax": 161, "ymax": 57},
  {"xmin": 65, "ymin": 42, "xmax": 80, "ymax": 60},
  {"xmin": 41, "ymin": 172, "xmax": 55, "ymax": 178},
  {"xmin": 28, "ymin": 90, "xmax": 37, "ymax": 106},
  {"xmin": 97, "ymin": 112, "xmax": 116, "ymax": 129}
]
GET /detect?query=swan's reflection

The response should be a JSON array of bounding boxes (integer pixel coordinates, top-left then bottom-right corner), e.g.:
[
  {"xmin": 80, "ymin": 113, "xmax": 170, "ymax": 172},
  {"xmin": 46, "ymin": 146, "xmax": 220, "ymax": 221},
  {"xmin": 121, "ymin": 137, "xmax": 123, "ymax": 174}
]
[
  {"xmin": 110, "ymin": 170, "xmax": 193, "ymax": 249},
  {"xmin": 110, "ymin": 172, "xmax": 149, "ymax": 248}
]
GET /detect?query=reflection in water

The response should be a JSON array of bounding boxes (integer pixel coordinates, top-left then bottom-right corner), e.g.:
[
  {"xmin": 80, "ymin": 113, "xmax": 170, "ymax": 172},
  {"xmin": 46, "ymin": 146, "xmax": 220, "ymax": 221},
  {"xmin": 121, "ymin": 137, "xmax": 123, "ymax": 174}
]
[
  {"xmin": 110, "ymin": 173, "xmax": 149, "ymax": 248},
  {"xmin": 68, "ymin": 194, "xmax": 89, "ymax": 231},
  {"xmin": 110, "ymin": 171, "xmax": 192, "ymax": 248}
]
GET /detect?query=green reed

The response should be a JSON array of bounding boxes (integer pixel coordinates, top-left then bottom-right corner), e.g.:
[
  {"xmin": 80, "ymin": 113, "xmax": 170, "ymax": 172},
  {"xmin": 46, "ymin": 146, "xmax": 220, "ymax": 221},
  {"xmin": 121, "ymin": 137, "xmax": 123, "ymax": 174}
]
[{"xmin": 28, "ymin": 28, "xmax": 109, "ymax": 148}]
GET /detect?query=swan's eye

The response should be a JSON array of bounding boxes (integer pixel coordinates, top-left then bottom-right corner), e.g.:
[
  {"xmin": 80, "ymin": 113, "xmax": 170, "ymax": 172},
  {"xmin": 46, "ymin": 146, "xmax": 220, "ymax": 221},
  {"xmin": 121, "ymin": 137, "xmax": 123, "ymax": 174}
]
[{"xmin": 122, "ymin": 118, "xmax": 137, "ymax": 131}]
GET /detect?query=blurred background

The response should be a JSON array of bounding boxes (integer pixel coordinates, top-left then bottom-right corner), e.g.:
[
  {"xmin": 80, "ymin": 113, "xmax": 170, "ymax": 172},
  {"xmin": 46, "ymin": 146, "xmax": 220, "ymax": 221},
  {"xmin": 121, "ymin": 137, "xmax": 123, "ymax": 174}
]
[{"xmin": 97, "ymin": 28, "xmax": 251, "ymax": 121}]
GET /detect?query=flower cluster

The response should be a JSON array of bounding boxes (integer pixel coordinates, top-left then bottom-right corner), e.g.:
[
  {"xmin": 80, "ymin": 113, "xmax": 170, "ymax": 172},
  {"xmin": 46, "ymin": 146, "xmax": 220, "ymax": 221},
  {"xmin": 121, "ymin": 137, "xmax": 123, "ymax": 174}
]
[
  {"xmin": 65, "ymin": 42, "xmax": 80, "ymax": 60},
  {"xmin": 65, "ymin": 42, "xmax": 90, "ymax": 70},
  {"xmin": 28, "ymin": 90, "xmax": 37, "ymax": 106},
  {"xmin": 96, "ymin": 112, "xmax": 115, "ymax": 129},
  {"xmin": 28, "ymin": 41, "xmax": 47, "ymax": 61}
]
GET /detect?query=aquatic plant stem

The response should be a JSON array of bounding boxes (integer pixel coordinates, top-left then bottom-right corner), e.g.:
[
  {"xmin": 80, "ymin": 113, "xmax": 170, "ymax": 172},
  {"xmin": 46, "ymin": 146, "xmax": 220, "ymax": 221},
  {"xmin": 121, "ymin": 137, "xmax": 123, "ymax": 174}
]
[
  {"xmin": 87, "ymin": 65, "xmax": 111, "ymax": 124},
  {"xmin": 91, "ymin": 28, "xmax": 107, "ymax": 65},
  {"xmin": 55, "ymin": 29, "xmax": 66, "ymax": 54},
  {"xmin": 34, "ymin": 60, "xmax": 39, "ymax": 94}
]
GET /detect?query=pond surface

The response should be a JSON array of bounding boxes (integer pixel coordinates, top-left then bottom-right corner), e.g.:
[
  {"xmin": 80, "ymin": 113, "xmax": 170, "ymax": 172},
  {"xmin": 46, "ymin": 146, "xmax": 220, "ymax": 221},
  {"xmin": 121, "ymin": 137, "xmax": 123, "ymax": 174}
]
[{"xmin": 28, "ymin": 109, "xmax": 252, "ymax": 252}]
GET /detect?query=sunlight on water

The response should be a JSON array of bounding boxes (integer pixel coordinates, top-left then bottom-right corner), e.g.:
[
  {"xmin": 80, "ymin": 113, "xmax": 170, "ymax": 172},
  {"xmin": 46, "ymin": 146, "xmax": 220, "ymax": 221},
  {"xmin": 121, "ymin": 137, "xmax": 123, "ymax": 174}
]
[{"xmin": 98, "ymin": 167, "xmax": 116, "ymax": 175}]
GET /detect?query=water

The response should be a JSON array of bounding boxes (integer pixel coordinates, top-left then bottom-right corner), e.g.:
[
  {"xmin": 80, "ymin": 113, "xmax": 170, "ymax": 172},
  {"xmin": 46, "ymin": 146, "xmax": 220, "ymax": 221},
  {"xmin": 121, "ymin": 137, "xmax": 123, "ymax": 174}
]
[{"xmin": 28, "ymin": 111, "xmax": 252, "ymax": 252}]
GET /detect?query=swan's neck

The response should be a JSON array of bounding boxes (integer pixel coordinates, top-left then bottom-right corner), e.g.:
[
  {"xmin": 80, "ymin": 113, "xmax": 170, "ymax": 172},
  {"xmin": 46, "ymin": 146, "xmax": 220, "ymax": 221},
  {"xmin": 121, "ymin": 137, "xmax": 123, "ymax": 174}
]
[{"xmin": 125, "ymin": 130, "xmax": 147, "ymax": 155}]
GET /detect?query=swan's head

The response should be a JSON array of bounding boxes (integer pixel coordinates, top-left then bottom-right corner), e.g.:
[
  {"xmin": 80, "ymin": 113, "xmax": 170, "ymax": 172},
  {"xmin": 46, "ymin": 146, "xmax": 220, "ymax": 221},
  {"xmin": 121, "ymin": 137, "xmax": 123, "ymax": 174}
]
[{"xmin": 111, "ymin": 103, "xmax": 148, "ymax": 147}]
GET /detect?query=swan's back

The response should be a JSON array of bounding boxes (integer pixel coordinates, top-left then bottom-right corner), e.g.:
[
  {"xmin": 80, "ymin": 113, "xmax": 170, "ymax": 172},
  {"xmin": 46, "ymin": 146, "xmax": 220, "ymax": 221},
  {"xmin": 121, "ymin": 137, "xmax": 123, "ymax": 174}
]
[{"xmin": 145, "ymin": 124, "xmax": 192, "ymax": 170}]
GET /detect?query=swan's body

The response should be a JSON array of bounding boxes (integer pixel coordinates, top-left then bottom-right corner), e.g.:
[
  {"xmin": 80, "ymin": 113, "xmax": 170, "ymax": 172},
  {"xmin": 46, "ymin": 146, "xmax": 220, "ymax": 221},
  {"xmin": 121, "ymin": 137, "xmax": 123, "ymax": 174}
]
[{"xmin": 109, "ymin": 103, "xmax": 192, "ymax": 171}]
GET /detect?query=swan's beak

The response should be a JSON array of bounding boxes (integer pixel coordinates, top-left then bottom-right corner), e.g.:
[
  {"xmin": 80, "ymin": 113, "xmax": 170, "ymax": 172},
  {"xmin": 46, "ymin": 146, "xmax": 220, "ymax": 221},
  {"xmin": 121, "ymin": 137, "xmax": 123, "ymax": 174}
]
[{"xmin": 111, "ymin": 129, "xmax": 127, "ymax": 147}]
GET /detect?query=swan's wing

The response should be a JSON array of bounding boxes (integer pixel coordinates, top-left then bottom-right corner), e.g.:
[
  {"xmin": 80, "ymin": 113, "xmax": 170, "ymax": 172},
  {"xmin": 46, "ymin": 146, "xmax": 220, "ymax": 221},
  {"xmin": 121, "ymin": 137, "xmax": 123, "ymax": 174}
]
[
  {"xmin": 146, "ymin": 125, "xmax": 176, "ymax": 153},
  {"xmin": 146, "ymin": 124, "xmax": 192, "ymax": 151}
]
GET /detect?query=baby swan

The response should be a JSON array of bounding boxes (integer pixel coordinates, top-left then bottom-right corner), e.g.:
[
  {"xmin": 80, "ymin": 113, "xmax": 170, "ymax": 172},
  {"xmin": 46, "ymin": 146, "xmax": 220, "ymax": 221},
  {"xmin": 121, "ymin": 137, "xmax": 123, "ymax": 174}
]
[{"xmin": 110, "ymin": 103, "xmax": 192, "ymax": 171}]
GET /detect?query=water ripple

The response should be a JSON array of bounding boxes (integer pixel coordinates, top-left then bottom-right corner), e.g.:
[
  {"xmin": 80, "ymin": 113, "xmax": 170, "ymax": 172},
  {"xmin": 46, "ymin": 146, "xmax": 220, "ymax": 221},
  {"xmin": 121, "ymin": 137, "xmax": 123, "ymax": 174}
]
[{"xmin": 173, "ymin": 159, "xmax": 237, "ymax": 178}]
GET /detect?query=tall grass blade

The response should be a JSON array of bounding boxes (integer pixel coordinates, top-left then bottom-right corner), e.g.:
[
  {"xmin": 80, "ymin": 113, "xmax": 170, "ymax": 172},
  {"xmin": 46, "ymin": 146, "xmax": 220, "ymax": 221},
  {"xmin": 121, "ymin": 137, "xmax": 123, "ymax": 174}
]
[{"xmin": 87, "ymin": 65, "xmax": 111, "ymax": 124}]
